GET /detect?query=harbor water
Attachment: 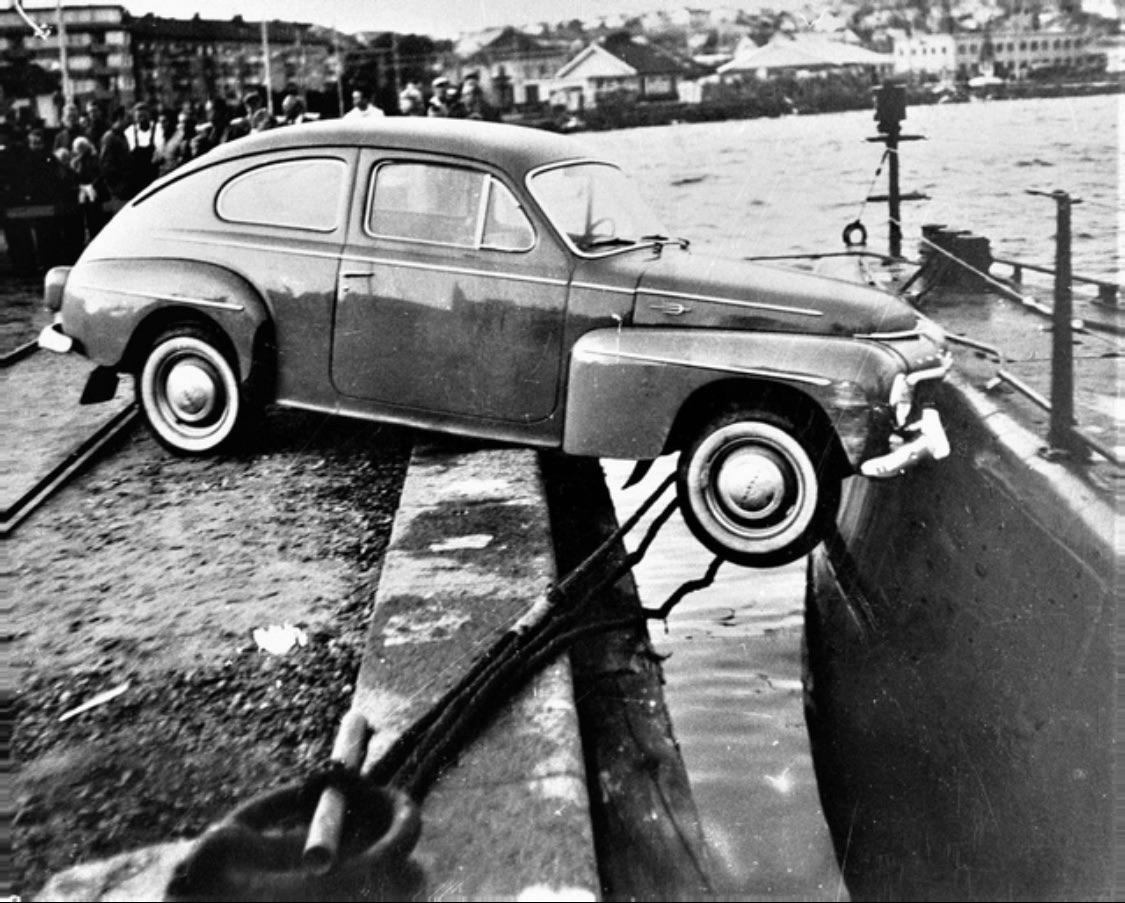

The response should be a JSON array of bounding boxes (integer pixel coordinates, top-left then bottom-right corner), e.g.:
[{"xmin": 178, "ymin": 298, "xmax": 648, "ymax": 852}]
[
  {"xmin": 583, "ymin": 93, "xmax": 1119, "ymax": 282},
  {"xmin": 594, "ymin": 93, "xmax": 1117, "ymax": 900}
]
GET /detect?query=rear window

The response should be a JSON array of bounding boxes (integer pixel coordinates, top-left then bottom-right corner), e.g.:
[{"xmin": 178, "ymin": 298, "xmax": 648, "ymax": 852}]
[{"xmin": 217, "ymin": 157, "xmax": 346, "ymax": 232}]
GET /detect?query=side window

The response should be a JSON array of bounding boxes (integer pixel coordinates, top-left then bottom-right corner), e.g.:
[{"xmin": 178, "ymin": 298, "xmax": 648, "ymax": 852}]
[
  {"xmin": 217, "ymin": 158, "xmax": 345, "ymax": 232},
  {"xmin": 368, "ymin": 162, "xmax": 482, "ymax": 246},
  {"xmin": 367, "ymin": 161, "xmax": 533, "ymax": 252}
]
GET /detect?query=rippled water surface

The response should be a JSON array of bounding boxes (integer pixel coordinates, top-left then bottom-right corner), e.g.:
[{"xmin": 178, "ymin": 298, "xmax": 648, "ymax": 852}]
[
  {"xmin": 580, "ymin": 93, "xmax": 1119, "ymax": 281},
  {"xmin": 596, "ymin": 94, "xmax": 1117, "ymax": 901}
]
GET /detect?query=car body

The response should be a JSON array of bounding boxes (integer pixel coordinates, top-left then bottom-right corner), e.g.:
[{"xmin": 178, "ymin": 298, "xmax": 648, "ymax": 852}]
[{"xmin": 40, "ymin": 118, "xmax": 951, "ymax": 566}]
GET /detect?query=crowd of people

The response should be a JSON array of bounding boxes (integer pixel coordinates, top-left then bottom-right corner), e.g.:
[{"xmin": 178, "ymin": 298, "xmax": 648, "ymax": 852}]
[{"xmin": 1, "ymin": 73, "xmax": 498, "ymax": 275}]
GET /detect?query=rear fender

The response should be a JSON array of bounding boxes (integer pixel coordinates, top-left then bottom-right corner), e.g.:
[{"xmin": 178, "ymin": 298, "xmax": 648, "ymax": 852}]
[
  {"xmin": 60, "ymin": 258, "xmax": 271, "ymax": 384},
  {"xmin": 562, "ymin": 327, "xmax": 903, "ymax": 466}
]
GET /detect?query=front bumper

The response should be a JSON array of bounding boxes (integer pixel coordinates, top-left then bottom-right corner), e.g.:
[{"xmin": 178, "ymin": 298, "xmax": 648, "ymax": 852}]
[
  {"xmin": 38, "ymin": 316, "xmax": 74, "ymax": 354},
  {"xmin": 860, "ymin": 408, "xmax": 950, "ymax": 479}
]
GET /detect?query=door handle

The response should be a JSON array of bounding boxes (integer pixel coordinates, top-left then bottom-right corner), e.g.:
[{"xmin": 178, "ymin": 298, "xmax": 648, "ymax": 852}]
[
  {"xmin": 651, "ymin": 301, "xmax": 690, "ymax": 316},
  {"xmin": 340, "ymin": 271, "xmax": 372, "ymax": 279}
]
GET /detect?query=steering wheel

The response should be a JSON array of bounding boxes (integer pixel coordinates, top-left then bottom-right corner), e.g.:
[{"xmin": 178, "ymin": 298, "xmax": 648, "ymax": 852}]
[
  {"xmin": 580, "ymin": 217, "xmax": 617, "ymax": 249},
  {"xmin": 586, "ymin": 216, "xmax": 616, "ymax": 237}
]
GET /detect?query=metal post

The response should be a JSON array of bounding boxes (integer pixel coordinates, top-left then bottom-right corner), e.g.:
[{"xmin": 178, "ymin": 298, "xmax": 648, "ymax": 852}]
[
  {"xmin": 333, "ymin": 24, "xmax": 344, "ymax": 118},
  {"xmin": 391, "ymin": 32, "xmax": 401, "ymax": 98},
  {"xmin": 261, "ymin": 19, "xmax": 274, "ymax": 116},
  {"xmin": 887, "ymin": 127, "xmax": 901, "ymax": 259},
  {"xmin": 1047, "ymin": 191, "xmax": 1077, "ymax": 455},
  {"xmin": 56, "ymin": 0, "xmax": 71, "ymax": 103}
]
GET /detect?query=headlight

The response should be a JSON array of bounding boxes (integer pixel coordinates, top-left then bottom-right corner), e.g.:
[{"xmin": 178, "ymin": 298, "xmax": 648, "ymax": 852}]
[{"xmin": 889, "ymin": 373, "xmax": 913, "ymax": 426}]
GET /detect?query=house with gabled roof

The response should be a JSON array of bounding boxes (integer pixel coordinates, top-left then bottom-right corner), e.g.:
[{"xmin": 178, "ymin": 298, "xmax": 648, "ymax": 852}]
[
  {"xmin": 452, "ymin": 25, "xmax": 572, "ymax": 112},
  {"xmin": 548, "ymin": 32, "xmax": 701, "ymax": 111}
]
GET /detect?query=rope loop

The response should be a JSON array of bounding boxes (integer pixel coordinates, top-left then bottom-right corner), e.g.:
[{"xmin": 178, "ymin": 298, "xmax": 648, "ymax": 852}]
[{"xmin": 165, "ymin": 782, "xmax": 422, "ymax": 901}]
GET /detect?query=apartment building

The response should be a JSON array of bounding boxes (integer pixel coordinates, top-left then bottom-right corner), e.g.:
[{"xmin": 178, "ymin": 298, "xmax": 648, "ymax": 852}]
[
  {"xmin": 894, "ymin": 28, "xmax": 1099, "ymax": 80},
  {"xmin": 1, "ymin": 5, "xmax": 341, "ymax": 117},
  {"xmin": 0, "ymin": 4, "xmax": 135, "ymax": 105}
]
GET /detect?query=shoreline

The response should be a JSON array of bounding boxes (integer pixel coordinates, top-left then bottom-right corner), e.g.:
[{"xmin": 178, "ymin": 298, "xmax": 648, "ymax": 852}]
[{"xmin": 511, "ymin": 76, "xmax": 1123, "ymax": 133}]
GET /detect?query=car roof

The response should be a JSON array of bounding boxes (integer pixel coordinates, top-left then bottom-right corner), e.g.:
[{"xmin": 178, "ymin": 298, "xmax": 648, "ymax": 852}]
[{"xmin": 183, "ymin": 118, "xmax": 596, "ymax": 179}]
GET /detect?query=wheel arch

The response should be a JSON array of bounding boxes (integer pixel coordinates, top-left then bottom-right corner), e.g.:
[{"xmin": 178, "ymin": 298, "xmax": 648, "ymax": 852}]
[
  {"xmin": 665, "ymin": 377, "xmax": 849, "ymax": 476},
  {"xmin": 121, "ymin": 305, "xmax": 275, "ymax": 401}
]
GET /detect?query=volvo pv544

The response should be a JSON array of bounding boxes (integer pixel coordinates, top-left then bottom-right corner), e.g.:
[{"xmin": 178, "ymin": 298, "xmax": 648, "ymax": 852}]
[{"xmin": 40, "ymin": 119, "xmax": 951, "ymax": 567}]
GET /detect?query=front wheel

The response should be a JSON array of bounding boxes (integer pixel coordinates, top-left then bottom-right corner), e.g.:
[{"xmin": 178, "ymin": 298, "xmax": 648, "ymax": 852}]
[
  {"xmin": 137, "ymin": 324, "xmax": 246, "ymax": 455},
  {"xmin": 677, "ymin": 407, "xmax": 841, "ymax": 568}
]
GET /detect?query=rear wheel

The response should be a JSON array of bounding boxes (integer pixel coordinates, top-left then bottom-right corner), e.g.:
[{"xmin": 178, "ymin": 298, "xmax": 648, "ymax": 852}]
[
  {"xmin": 137, "ymin": 324, "xmax": 246, "ymax": 455},
  {"xmin": 677, "ymin": 406, "xmax": 841, "ymax": 568}
]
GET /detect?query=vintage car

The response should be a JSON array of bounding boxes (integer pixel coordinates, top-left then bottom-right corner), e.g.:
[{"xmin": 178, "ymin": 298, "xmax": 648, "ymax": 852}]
[{"xmin": 39, "ymin": 118, "xmax": 951, "ymax": 567}]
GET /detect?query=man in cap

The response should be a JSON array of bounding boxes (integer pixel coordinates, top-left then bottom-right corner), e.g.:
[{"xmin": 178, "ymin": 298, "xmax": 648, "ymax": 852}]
[{"xmin": 427, "ymin": 77, "xmax": 464, "ymax": 118}]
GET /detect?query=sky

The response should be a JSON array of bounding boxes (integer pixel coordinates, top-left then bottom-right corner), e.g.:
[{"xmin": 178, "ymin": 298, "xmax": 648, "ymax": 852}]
[{"xmin": 9, "ymin": 1, "xmax": 794, "ymax": 38}]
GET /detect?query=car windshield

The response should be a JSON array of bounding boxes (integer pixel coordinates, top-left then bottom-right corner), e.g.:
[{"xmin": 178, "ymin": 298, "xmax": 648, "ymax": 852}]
[{"xmin": 530, "ymin": 162, "xmax": 670, "ymax": 254}]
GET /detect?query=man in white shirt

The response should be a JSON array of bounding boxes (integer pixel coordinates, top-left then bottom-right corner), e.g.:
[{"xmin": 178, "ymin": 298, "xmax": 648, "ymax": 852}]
[{"xmin": 344, "ymin": 90, "xmax": 385, "ymax": 119}]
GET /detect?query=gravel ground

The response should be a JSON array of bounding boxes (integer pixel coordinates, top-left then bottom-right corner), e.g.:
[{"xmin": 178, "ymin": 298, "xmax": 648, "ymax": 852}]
[
  {"xmin": 12, "ymin": 407, "xmax": 411, "ymax": 898},
  {"xmin": 1, "ymin": 273, "xmax": 49, "ymax": 352}
]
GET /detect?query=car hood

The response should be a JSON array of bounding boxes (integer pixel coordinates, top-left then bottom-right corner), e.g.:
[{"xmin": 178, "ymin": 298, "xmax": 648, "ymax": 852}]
[{"xmin": 630, "ymin": 251, "xmax": 917, "ymax": 336}]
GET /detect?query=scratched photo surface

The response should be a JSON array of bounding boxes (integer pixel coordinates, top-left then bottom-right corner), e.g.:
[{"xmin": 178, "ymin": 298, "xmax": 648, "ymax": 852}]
[{"xmin": 6, "ymin": 1, "xmax": 1118, "ymax": 901}]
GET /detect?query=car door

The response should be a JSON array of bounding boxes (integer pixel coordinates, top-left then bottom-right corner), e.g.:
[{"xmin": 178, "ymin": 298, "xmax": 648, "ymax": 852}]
[{"xmin": 332, "ymin": 151, "xmax": 572, "ymax": 424}]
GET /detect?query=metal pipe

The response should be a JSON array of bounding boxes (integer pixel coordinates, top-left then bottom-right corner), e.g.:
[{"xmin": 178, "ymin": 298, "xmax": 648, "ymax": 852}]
[
  {"xmin": 888, "ymin": 132, "xmax": 902, "ymax": 258},
  {"xmin": 1047, "ymin": 192, "xmax": 1078, "ymax": 456},
  {"xmin": 997, "ymin": 369, "xmax": 1050, "ymax": 412},
  {"xmin": 993, "ymin": 254, "xmax": 1118, "ymax": 296},
  {"xmin": 303, "ymin": 709, "xmax": 369, "ymax": 873}
]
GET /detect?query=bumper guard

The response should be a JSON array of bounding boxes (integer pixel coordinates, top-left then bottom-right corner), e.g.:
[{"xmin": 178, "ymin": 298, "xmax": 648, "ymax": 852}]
[
  {"xmin": 38, "ymin": 317, "xmax": 74, "ymax": 354},
  {"xmin": 860, "ymin": 408, "xmax": 950, "ymax": 479}
]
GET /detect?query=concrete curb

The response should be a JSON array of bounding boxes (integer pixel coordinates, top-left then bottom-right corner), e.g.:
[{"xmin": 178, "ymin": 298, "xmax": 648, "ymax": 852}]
[
  {"xmin": 33, "ymin": 442, "xmax": 599, "ymax": 902},
  {"xmin": 946, "ymin": 369, "xmax": 1115, "ymax": 550},
  {"xmin": 350, "ymin": 442, "xmax": 599, "ymax": 900}
]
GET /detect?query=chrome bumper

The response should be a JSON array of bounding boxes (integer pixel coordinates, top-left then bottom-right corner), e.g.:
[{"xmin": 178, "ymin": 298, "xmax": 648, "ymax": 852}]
[
  {"xmin": 38, "ymin": 316, "xmax": 74, "ymax": 354},
  {"xmin": 860, "ymin": 408, "xmax": 950, "ymax": 479}
]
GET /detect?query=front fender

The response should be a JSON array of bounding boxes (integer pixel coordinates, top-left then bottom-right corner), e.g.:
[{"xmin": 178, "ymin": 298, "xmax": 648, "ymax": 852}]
[
  {"xmin": 60, "ymin": 258, "xmax": 271, "ymax": 383},
  {"xmin": 562, "ymin": 327, "xmax": 904, "ymax": 463}
]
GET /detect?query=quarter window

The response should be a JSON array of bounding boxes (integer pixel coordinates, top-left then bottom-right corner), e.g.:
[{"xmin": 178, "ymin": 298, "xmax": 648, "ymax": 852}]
[
  {"xmin": 482, "ymin": 179, "xmax": 535, "ymax": 250},
  {"xmin": 367, "ymin": 161, "xmax": 533, "ymax": 251},
  {"xmin": 217, "ymin": 157, "xmax": 345, "ymax": 232}
]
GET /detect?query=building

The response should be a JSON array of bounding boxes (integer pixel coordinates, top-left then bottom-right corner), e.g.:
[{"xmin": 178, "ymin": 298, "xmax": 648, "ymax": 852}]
[
  {"xmin": 129, "ymin": 14, "xmax": 343, "ymax": 112},
  {"xmin": 549, "ymin": 32, "xmax": 698, "ymax": 112},
  {"xmin": 718, "ymin": 32, "xmax": 893, "ymax": 81},
  {"xmin": 893, "ymin": 29, "xmax": 1100, "ymax": 81},
  {"xmin": 452, "ymin": 26, "xmax": 571, "ymax": 112},
  {"xmin": 0, "ymin": 4, "xmax": 135, "ymax": 112},
  {"xmin": 0, "ymin": 5, "xmax": 346, "ymax": 121},
  {"xmin": 890, "ymin": 32, "xmax": 957, "ymax": 77}
]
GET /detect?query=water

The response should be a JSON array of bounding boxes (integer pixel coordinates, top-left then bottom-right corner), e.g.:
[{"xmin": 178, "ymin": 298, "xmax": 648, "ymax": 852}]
[
  {"xmin": 580, "ymin": 93, "xmax": 1120, "ymax": 282},
  {"xmin": 593, "ymin": 94, "xmax": 1118, "ymax": 900}
]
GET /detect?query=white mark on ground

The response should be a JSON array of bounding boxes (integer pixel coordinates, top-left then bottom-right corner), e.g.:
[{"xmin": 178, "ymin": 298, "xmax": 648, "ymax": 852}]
[{"xmin": 428, "ymin": 534, "xmax": 493, "ymax": 552}]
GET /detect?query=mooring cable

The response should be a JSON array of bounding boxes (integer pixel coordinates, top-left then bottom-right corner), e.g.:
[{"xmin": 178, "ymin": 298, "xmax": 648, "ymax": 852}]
[
  {"xmin": 165, "ymin": 466, "xmax": 723, "ymax": 902},
  {"xmin": 390, "ymin": 496, "xmax": 683, "ymax": 796}
]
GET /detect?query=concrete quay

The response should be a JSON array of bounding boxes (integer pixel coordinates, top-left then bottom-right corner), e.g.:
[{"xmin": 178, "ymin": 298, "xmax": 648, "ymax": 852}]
[
  {"xmin": 807, "ymin": 252, "xmax": 1116, "ymax": 899},
  {"xmin": 33, "ymin": 443, "xmax": 601, "ymax": 901}
]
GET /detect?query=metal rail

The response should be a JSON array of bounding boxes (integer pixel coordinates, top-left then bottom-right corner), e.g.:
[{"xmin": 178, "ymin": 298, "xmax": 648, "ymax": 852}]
[
  {"xmin": 743, "ymin": 250, "xmax": 923, "ymax": 267},
  {"xmin": 945, "ymin": 334, "xmax": 1121, "ymax": 468},
  {"xmin": 1, "ymin": 404, "xmax": 139, "ymax": 536},
  {"xmin": 993, "ymin": 254, "xmax": 1119, "ymax": 306},
  {"xmin": 1, "ymin": 339, "xmax": 40, "ymax": 368}
]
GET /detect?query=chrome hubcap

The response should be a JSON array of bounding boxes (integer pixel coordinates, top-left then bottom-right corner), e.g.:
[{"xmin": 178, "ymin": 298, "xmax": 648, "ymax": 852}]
[
  {"xmin": 714, "ymin": 447, "xmax": 788, "ymax": 523},
  {"xmin": 165, "ymin": 360, "xmax": 218, "ymax": 423}
]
